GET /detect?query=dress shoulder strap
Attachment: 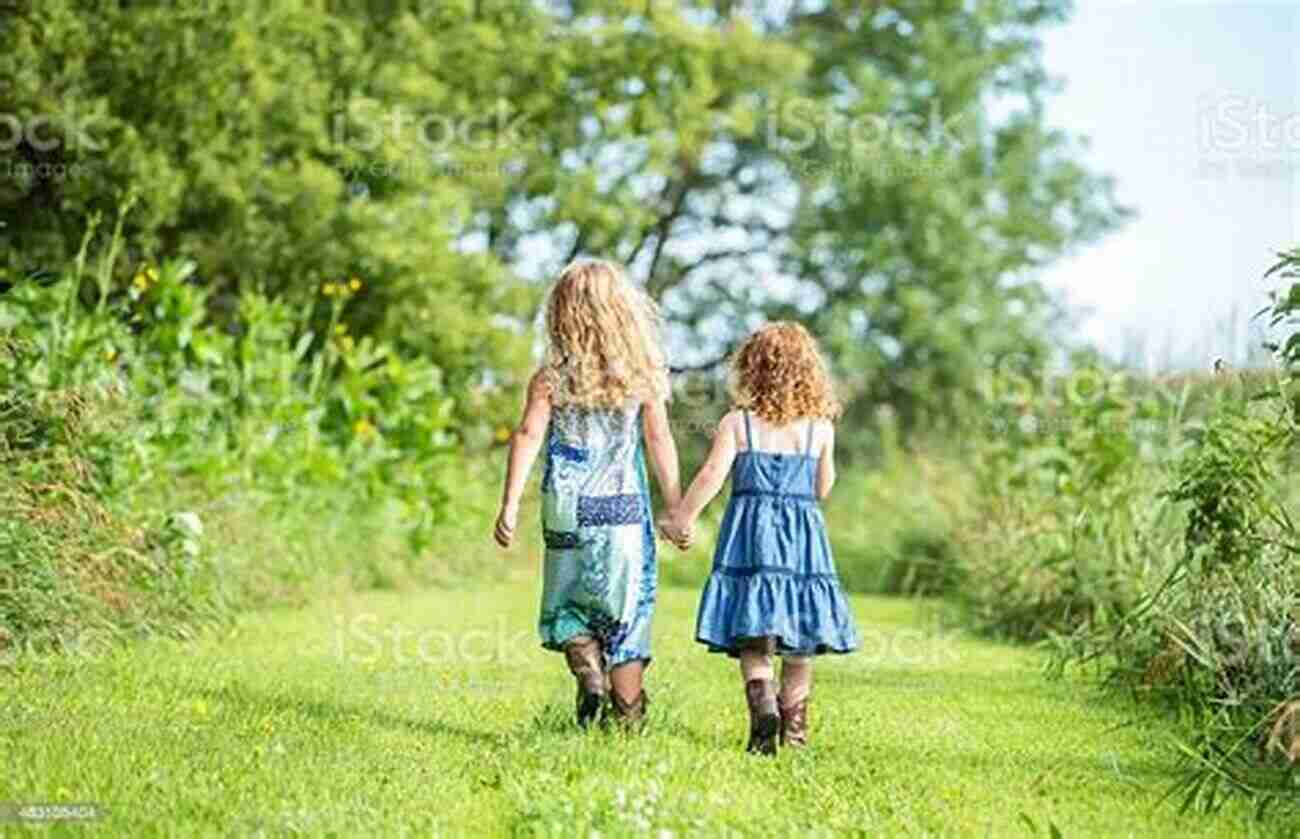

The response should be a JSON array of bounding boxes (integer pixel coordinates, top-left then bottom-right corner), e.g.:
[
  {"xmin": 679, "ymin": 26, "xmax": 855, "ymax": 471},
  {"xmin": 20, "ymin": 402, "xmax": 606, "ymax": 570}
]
[{"xmin": 742, "ymin": 410, "xmax": 755, "ymax": 451}]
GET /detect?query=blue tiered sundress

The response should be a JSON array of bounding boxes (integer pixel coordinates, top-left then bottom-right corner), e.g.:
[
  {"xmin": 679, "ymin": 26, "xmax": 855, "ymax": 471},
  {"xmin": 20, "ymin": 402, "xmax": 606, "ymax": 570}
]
[
  {"xmin": 696, "ymin": 412, "xmax": 859, "ymax": 657},
  {"xmin": 538, "ymin": 400, "xmax": 657, "ymax": 669}
]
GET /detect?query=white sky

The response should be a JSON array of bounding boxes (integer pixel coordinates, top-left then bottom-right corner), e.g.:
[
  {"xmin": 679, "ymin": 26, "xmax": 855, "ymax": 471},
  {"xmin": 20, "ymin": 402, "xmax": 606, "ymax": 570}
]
[{"xmin": 1037, "ymin": 0, "xmax": 1299, "ymax": 370}]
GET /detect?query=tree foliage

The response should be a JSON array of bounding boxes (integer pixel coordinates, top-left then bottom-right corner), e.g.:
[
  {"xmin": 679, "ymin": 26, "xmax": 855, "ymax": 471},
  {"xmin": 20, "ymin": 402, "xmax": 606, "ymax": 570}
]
[{"xmin": 1, "ymin": 0, "xmax": 1127, "ymax": 429}]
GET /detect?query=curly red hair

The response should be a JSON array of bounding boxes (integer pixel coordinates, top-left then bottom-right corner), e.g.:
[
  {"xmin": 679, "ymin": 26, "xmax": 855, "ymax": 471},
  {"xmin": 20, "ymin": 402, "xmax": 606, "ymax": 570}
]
[{"xmin": 731, "ymin": 322, "xmax": 842, "ymax": 426}]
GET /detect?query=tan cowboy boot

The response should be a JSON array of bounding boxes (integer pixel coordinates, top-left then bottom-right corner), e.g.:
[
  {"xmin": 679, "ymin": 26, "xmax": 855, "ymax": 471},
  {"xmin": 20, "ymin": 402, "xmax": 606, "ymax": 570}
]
[
  {"xmin": 608, "ymin": 688, "xmax": 649, "ymax": 732},
  {"xmin": 778, "ymin": 696, "xmax": 809, "ymax": 748},
  {"xmin": 563, "ymin": 636, "xmax": 606, "ymax": 728}
]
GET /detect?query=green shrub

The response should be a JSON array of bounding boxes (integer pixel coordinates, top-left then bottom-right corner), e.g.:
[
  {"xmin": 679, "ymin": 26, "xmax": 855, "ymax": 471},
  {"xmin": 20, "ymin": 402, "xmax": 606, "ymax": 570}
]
[
  {"xmin": 0, "ymin": 212, "xmax": 498, "ymax": 653},
  {"xmin": 950, "ymin": 356, "xmax": 1188, "ymax": 641}
]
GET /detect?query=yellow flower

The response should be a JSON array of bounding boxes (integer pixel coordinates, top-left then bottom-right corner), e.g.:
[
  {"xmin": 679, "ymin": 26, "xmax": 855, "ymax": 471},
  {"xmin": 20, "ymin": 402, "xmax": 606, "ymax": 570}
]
[
  {"xmin": 104, "ymin": 348, "xmax": 117, "ymax": 362},
  {"xmin": 132, "ymin": 272, "xmax": 149, "ymax": 290},
  {"xmin": 322, "ymin": 282, "xmax": 337, "ymax": 297},
  {"xmin": 333, "ymin": 323, "xmax": 347, "ymax": 336},
  {"xmin": 349, "ymin": 277, "xmax": 362, "ymax": 292},
  {"xmin": 494, "ymin": 426, "xmax": 512, "ymax": 443},
  {"xmin": 145, "ymin": 266, "xmax": 159, "ymax": 281},
  {"xmin": 353, "ymin": 418, "xmax": 376, "ymax": 438}
]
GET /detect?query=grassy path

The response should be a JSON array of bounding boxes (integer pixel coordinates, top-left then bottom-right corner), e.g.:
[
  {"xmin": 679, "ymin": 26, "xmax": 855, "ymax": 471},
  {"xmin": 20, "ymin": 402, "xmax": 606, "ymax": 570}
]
[{"xmin": 2, "ymin": 575, "xmax": 1286, "ymax": 837}]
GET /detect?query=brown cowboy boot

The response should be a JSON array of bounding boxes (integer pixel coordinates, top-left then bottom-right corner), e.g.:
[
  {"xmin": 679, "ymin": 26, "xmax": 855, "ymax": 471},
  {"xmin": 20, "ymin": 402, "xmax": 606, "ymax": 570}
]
[
  {"xmin": 778, "ymin": 697, "xmax": 809, "ymax": 748},
  {"xmin": 608, "ymin": 689, "xmax": 649, "ymax": 732},
  {"xmin": 563, "ymin": 636, "xmax": 606, "ymax": 728},
  {"xmin": 744, "ymin": 679, "xmax": 780, "ymax": 755}
]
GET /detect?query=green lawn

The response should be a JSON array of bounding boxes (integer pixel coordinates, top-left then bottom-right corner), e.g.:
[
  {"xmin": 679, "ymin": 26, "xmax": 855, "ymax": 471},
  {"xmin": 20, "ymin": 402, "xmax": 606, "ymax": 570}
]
[{"xmin": 2, "ymin": 575, "xmax": 1289, "ymax": 837}]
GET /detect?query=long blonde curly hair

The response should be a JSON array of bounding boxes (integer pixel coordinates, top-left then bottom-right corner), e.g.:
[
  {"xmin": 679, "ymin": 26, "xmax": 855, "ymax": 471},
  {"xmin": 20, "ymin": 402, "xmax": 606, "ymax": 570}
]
[
  {"xmin": 541, "ymin": 259, "xmax": 670, "ymax": 409},
  {"xmin": 732, "ymin": 322, "xmax": 842, "ymax": 426}
]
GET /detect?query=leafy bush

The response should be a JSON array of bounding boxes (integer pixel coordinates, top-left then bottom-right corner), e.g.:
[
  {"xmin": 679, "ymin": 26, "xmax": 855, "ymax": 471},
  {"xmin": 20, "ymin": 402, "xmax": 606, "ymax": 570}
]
[
  {"xmin": 0, "ymin": 212, "xmax": 495, "ymax": 654},
  {"xmin": 950, "ymin": 355, "xmax": 1188, "ymax": 641}
]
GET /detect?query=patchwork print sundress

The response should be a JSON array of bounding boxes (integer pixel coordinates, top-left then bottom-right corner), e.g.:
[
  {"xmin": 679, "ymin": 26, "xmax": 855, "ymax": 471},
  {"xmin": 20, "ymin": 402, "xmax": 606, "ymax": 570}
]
[
  {"xmin": 695, "ymin": 412, "xmax": 859, "ymax": 657},
  {"xmin": 538, "ymin": 400, "xmax": 657, "ymax": 668}
]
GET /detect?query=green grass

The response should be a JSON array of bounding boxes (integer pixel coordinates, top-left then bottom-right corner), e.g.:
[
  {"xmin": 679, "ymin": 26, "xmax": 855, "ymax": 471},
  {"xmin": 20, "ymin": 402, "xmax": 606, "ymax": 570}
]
[{"xmin": 1, "ymin": 575, "xmax": 1290, "ymax": 837}]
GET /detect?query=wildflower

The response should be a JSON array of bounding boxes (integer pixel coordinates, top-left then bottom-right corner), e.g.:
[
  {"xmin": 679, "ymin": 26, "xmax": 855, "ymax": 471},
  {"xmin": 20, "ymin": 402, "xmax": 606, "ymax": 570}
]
[
  {"xmin": 334, "ymin": 323, "xmax": 347, "ymax": 336},
  {"xmin": 145, "ymin": 266, "xmax": 159, "ymax": 282},
  {"xmin": 133, "ymin": 272, "xmax": 149, "ymax": 291},
  {"xmin": 104, "ymin": 348, "xmax": 117, "ymax": 362},
  {"xmin": 494, "ymin": 425, "xmax": 512, "ymax": 443},
  {"xmin": 322, "ymin": 282, "xmax": 337, "ymax": 297},
  {"xmin": 349, "ymin": 277, "xmax": 362, "ymax": 292},
  {"xmin": 353, "ymin": 418, "xmax": 376, "ymax": 438}
]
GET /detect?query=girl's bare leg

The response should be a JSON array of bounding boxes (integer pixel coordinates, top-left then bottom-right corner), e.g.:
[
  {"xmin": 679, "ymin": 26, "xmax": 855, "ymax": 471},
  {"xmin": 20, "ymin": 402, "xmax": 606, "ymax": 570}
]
[{"xmin": 739, "ymin": 649, "xmax": 775, "ymax": 683}]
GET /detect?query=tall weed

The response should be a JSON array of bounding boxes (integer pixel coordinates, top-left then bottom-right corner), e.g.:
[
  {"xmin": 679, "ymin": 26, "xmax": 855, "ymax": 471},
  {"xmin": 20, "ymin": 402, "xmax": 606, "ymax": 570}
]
[{"xmin": 1050, "ymin": 248, "xmax": 1300, "ymax": 812}]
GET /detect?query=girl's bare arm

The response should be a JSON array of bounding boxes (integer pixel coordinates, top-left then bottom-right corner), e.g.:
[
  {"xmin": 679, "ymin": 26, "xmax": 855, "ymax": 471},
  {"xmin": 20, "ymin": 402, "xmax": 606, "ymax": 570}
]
[
  {"xmin": 670, "ymin": 412, "xmax": 740, "ymax": 531},
  {"xmin": 642, "ymin": 398, "xmax": 682, "ymax": 509},
  {"xmin": 494, "ymin": 372, "xmax": 552, "ymax": 548},
  {"xmin": 816, "ymin": 421, "xmax": 837, "ymax": 500}
]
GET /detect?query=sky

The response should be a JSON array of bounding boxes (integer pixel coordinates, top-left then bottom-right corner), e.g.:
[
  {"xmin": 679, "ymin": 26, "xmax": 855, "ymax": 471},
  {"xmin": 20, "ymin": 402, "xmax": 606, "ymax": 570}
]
[{"xmin": 1037, "ymin": 0, "xmax": 1300, "ymax": 370}]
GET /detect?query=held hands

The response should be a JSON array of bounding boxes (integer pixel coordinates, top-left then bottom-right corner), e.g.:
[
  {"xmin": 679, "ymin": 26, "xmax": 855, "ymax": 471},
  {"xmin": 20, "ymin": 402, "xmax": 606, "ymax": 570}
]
[
  {"xmin": 497, "ymin": 501, "xmax": 693, "ymax": 551},
  {"xmin": 493, "ymin": 503, "xmax": 519, "ymax": 549},
  {"xmin": 656, "ymin": 506, "xmax": 695, "ymax": 552}
]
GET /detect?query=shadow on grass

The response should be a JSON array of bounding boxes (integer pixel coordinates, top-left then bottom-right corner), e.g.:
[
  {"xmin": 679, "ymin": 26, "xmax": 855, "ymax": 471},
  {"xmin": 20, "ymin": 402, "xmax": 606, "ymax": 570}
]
[
  {"xmin": 862, "ymin": 738, "xmax": 1190, "ymax": 788},
  {"xmin": 192, "ymin": 684, "xmax": 505, "ymax": 748}
]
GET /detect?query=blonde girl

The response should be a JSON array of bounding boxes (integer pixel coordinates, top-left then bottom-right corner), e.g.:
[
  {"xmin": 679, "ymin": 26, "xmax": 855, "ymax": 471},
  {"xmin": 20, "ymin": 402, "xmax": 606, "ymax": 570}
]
[
  {"xmin": 494, "ymin": 259, "xmax": 681, "ymax": 729},
  {"xmin": 660, "ymin": 322, "xmax": 859, "ymax": 753}
]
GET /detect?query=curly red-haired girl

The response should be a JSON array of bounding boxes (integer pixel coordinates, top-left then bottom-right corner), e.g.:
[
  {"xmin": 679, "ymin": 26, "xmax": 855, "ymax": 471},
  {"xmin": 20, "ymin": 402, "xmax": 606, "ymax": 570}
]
[{"xmin": 660, "ymin": 322, "xmax": 859, "ymax": 754}]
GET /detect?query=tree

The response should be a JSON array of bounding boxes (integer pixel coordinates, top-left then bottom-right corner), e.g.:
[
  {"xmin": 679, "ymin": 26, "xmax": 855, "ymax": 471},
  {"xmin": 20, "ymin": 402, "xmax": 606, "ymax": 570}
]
[
  {"xmin": 459, "ymin": 0, "xmax": 1129, "ymax": 427},
  {"xmin": 2, "ymin": 0, "xmax": 1127, "ymax": 430},
  {"xmin": 1, "ymin": 0, "xmax": 538, "ymax": 424}
]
